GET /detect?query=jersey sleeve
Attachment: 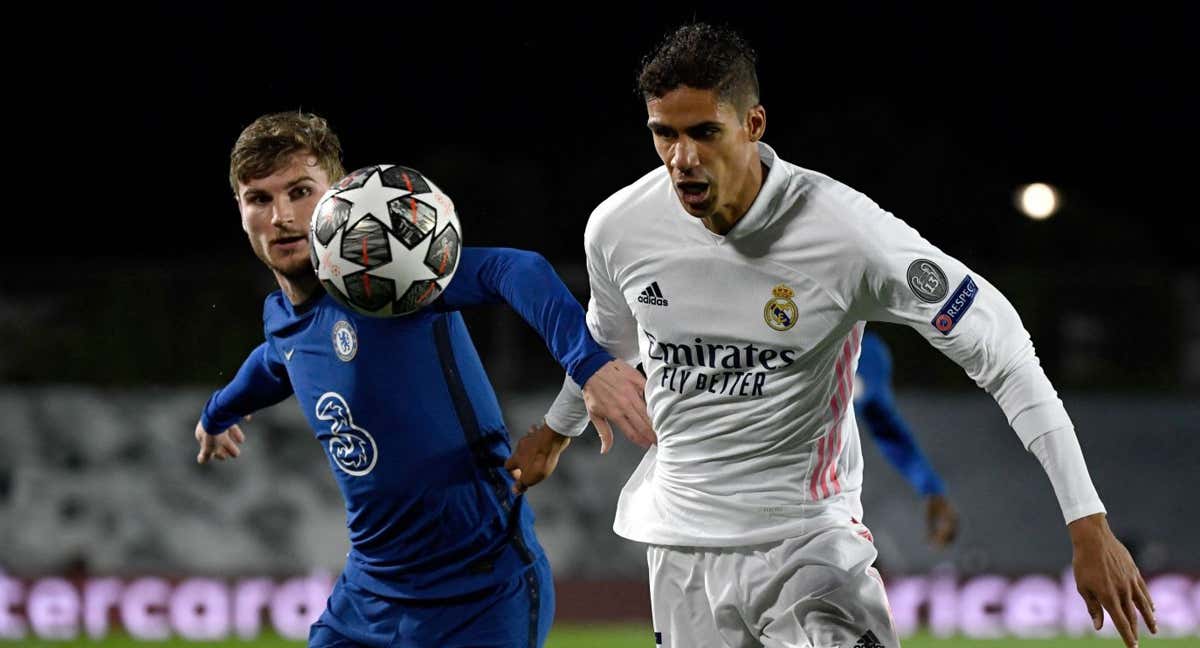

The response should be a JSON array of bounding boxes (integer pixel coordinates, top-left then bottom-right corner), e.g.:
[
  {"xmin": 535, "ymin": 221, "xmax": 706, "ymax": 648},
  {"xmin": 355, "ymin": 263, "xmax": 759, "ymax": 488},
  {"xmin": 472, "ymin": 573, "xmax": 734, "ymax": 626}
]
[
  {"xmin": 436, "ymin": 246, "xmax": 612, "ymax": 388},
  {"xmin": 845, "ymin": 200, "xmax": 1104, "ymax": 522},
  {"xmin": 855, "ymin": 333, "xmax": 946, "ymax": 496},
  {"xmin": 200, "ymin": 342, "xmax": 293, "ymax": 434},
  {"xmin": 849, "ymin": 207, "xmax": 1071, "ymax": 448}
]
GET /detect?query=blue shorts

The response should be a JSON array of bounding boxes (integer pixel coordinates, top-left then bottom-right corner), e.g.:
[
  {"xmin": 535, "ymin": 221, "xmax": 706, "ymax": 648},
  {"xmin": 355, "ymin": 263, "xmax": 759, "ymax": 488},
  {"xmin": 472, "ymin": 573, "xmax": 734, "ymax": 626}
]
[{"xmin": 309, "ymin": 556, "xmax": 554, "ymax": 648}]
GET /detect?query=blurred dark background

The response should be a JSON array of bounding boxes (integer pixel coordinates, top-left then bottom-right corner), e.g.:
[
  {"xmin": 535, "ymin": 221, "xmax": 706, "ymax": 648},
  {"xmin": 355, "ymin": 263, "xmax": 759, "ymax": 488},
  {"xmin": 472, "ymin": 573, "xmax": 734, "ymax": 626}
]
[{"xmin": 4, "ymin": 2, "xmax": 1197, "ymax": 392}]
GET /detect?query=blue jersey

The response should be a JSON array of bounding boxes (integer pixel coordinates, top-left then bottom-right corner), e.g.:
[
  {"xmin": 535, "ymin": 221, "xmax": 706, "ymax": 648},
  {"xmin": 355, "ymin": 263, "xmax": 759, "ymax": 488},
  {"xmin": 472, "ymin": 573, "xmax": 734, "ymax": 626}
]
[
  {"xmin": 201, "ymin": 247, "xmax": 611, "ymax": 600},
  {"xmin": 853, "ymin": 331, "xmax": 946, "ymax": 497}
]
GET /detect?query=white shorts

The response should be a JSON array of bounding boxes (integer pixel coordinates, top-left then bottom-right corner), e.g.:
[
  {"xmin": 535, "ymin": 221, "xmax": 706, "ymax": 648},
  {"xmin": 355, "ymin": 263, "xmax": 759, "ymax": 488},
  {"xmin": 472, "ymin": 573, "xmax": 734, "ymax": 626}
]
[{"xmin": 647, "ymin": 519, "xmax": 899, "ymax": 648}]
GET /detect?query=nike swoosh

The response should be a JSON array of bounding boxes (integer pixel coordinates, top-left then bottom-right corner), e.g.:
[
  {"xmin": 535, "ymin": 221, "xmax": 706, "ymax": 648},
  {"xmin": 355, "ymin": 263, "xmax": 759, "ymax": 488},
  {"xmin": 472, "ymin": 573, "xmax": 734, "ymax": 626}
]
[{"xmin": 284, "ymin": 348, "xmax": 295, "ymax": 361}]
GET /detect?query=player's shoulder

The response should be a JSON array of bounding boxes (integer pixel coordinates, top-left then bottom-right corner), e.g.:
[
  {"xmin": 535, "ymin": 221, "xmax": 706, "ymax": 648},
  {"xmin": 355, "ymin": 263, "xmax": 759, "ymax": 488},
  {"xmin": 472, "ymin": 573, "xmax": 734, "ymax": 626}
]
[
  {"xmin": 782, "ymin": 160, "xmax": 918, "ymax": 259},
  {"xmin": 584, "ymin": 166, "xmax": 670, "ymax": 244},
  {"xmin": 262, "ymin": 290, "xmax": 287, "ymax": 321},
  {"xmin": 785, "ymin": 163, "xmax": 885, "ymax": 226}
]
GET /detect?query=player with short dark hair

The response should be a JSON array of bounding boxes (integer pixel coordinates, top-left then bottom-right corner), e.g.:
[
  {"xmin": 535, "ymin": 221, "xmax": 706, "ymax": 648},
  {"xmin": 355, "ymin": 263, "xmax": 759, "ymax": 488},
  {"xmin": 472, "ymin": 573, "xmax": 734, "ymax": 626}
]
[{"xmin": 535, "ymin": 22, "xmax": 1155, "ymax": 648}]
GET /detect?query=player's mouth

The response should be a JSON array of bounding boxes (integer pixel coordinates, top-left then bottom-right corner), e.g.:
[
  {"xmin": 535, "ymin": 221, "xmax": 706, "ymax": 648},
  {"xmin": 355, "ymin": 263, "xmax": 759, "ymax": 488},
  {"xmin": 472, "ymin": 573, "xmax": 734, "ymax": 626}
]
[
  {"xmin": 271, "ymin": 235, "xmax": 307, "ymax": 251},
  {"xmin": 676, "ymin": 181, "xmax": 711, "ymax": 207}
]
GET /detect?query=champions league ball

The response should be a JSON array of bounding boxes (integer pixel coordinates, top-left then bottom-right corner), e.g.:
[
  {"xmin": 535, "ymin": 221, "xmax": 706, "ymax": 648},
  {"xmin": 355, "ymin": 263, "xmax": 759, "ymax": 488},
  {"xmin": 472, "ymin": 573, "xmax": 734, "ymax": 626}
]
[{"xmin": 310, "ymin": 165, "xmax": 462, "ymax": 317}]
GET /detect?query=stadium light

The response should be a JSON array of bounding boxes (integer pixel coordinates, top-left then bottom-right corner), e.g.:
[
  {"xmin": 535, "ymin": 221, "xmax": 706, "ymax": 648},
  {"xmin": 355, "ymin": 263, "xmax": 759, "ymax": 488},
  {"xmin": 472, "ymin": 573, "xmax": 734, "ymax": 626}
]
[{"xmin": 1016, "ymin": 183, "xmax": 1060, "ymax": 220}]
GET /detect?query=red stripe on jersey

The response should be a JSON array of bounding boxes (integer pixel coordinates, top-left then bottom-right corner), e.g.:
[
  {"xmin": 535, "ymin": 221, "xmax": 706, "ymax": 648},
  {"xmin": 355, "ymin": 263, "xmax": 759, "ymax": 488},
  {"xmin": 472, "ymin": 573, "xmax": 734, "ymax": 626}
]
[
  {"xmin": 827, "ymin": 334, "xmax": 853, "ymax": 494},
  {"xmin": 832, "ymin": 326, "xmax": 862, "ymax": 493},
  {"xmin": 810, "ymin": 434, "xmax": 827, "ymax": 499},
  {"xmin": 819, "ymin": 324, "xmax": 864, "ymax": 499},
  {"xmin": 811, "ymin": 324, "xmax": 865, "ymax": 501}
]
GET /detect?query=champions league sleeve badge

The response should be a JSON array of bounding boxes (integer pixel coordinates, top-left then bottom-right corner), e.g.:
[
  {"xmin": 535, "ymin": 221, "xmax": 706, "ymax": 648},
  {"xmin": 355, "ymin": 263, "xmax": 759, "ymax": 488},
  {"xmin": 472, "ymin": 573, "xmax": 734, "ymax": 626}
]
[
  {"xmin": 764, "ymin": 284, "xmax": 798, "ymax": 332},
  {"xmin": 906, "ymin": 259, "xmax": 949, "ymax": 303}
]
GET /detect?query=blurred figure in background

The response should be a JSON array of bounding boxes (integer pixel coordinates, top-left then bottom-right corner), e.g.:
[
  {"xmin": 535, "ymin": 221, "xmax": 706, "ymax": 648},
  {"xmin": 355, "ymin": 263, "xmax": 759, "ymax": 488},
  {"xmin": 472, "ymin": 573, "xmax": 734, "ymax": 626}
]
[{"xmin": 854, "ymin": 329, "xmax": 958, "ymax": 548}]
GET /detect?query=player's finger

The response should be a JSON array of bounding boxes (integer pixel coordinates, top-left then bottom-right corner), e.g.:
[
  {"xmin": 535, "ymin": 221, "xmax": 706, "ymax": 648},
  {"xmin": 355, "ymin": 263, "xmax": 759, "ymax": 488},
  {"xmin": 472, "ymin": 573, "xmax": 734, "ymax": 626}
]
[
  {"xmin": 635, "ymin": 406, "xmax": 656, "ymax": 443},
  {"xmin": 1082, "ymin": 591, "xmax": 1104, "ymax": 631},
  {"xmin": 1122, "ymin": 592, "xmax": 1137, "ymax": 633},
  {"xmin": 1102, "ymin": 594, "xmax": 1136, "ymax": 648},
  {"xmin": 197, "ymin": 449, "xmax": 209, "ymax": 464},
  {"xmin": 243, "ymin": 414, "xmax": 253, "ymax": 422},
  {"xmin": 618, "ymin": 414, "xmax": 650, "ymax": 448},
  {"xmin": 628, "ymin": 368, "xmax": 646, "ymax": 393},
  {"xmin": 1132, "ymin": 580, "xmax": 1156, "ymax": 635},
  {"xmin": 1136, "ymin": 571, "xmax": 1155, "ymax": 613},
  {"xmin": 592, "ymin": 417, "xmax": 613, "ymax": 454},
  {"xmin": 509, "ymin": 468, "xmax": 525, "ymax": 494},
  {"xmin": 229, "ymin": 426, "xmax": 246, "ymax": 444},
  {"xmin": 622, "ymin": 404, "xmax": 655, "ymax": 446},
  {"xmin": 220, "ymin": 437, "xmax": 241, "ymax": 458}
]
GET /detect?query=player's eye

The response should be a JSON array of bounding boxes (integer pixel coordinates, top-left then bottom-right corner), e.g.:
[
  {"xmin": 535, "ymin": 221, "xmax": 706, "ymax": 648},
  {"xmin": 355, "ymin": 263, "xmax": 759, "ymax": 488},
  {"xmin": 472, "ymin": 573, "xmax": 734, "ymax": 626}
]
[
  {"xmin": 248, "ymin": 194, "xmax": 271, "ymax": 205},
  {"xmin": 290, "ymin": 186, "xmax": 312, "ymax": 200}
]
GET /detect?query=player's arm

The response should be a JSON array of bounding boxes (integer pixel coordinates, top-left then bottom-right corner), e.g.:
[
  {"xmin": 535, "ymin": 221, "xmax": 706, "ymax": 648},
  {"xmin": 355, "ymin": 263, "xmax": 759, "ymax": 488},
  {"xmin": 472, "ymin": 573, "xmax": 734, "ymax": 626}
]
[
  {"xmin": 195, "ymin": 342, "xmax": 293, "ymax": 463},
  {"xmin": 856, "ymin": 334, "xmax": 956, "ymax": 545},
  {"xmin": 541, "ymin": 217, "xmax": 654, "ymax": 455},
  {"xmin": 438, "ymin": 247, "xmax": 653, "ymax": 452},
  {"xmin": 849, "ymin": 203, "xmax": 1156, "ymax": 646},
  {"xmin": 436, "ymin": 247, "xmax": 611, "ymax": 388}
]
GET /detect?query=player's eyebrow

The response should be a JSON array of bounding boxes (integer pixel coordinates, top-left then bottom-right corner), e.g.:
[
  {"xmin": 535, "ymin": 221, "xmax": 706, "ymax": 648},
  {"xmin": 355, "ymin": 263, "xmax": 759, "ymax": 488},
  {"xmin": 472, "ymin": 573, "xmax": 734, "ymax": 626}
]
[
  {"xmin": 647, "ymin": 120, "xmax": 723, "ymax": 135},
  {"xmin": 647, "ymin": 120, "xmax": 675, "ymax": 133},
  {"xmin": 241, "ymin": 176, "xmax": 316, "ymax": 201}
]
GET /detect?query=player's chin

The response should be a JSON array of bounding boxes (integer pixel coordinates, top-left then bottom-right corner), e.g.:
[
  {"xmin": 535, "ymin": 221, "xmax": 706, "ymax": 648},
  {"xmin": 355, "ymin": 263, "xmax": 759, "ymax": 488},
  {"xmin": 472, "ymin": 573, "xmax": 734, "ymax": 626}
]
[
  {"xmin": 679, "ymin": 198, "xmax": 716, "ymax": 218},
  {"xmin": 270, "ymin": 251, "xmax": 314, "ymax": 277}
]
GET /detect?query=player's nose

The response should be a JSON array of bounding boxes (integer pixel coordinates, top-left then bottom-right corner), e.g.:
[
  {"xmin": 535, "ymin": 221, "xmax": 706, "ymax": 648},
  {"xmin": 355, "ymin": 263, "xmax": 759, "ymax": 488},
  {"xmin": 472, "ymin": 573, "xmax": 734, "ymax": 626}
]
[
  {"xmin": 671, "ymin": 138, "xmax": 700, "ymax": 171},
  {"xmin": 271, "ymin": 197, "xmax": 295, "ymax": 225}
]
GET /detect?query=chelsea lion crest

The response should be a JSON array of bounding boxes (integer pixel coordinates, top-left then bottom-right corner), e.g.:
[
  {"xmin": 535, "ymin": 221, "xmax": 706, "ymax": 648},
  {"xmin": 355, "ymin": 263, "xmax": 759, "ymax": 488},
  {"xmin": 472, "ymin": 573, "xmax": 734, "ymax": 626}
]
[
  {"xmin": 763, "ymin": 284, "xmax": 798, "ymax": 332},
  {"xmin": 332, "ymin": 320, "xmax": 358, "ymax": 361}
]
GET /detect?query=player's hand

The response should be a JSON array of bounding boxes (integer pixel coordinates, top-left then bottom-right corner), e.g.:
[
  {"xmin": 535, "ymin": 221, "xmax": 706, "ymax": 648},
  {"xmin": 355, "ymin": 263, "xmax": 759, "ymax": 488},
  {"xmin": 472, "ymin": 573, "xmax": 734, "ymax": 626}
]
[
  {"xmin": 581, "ymin": 359, "xmax": 655, "ymax": 453},
  {"xmin": 505, "ymin": 422, "xmax": 571, "ymax": 494},
  {"xmin": 925, "ymin": 494, "xmax": 959, "ymax": 548},
  {"xmin": 1068, "ymin": 513, "xmax": 1157, "ymax": 647},
  {"xmin": 194, "ymin": 416, "xmax": 250, "ymax": 463}
]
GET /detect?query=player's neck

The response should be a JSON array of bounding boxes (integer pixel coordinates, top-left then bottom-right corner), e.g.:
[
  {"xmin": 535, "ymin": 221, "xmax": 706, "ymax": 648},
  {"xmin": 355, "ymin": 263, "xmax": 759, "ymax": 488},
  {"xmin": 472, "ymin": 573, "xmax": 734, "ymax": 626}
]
[
  {"xmin": 702, "ymin": 159, "xmax": 768, "ymax": 236},
  {"xmin": 275, "ymin": 269, "xmax": 322, "ymax": 306}
]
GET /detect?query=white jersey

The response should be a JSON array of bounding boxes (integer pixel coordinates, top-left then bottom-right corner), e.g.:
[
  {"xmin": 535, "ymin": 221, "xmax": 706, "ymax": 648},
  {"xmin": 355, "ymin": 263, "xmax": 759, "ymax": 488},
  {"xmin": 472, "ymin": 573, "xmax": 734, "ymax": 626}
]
[{"xmin": 548, "ymin": 142, "xmax": 1103, "ymax": 547}]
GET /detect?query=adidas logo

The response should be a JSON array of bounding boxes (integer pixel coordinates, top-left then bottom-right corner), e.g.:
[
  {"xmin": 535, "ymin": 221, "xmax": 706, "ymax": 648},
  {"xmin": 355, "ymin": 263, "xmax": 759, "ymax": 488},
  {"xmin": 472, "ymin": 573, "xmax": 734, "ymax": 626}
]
[
  {"xmin": 853, "ymin": 630, "xmax": 885, "ymax": 648},
  {"xmin": 638, "ymin": 281, "xmax": 669, "ymax": 307}
]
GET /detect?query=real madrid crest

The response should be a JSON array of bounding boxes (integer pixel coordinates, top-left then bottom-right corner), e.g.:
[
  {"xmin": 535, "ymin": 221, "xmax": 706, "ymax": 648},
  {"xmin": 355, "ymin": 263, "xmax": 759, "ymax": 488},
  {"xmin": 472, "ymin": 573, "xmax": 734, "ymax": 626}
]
[
  {"xmin": 332, "ymin": 320, "xmax": 358, "ymax": 362},
  {"xmin": 764, "ymin": 284, "xmax": 798, "ymax": 332}
]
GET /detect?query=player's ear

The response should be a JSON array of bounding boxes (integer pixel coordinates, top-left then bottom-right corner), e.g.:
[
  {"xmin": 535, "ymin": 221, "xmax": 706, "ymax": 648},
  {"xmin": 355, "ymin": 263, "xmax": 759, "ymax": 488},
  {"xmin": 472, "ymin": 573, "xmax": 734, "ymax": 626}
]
[
  {"xmin": 235, "ymin": 196, "xmax": 251, "ymax": 233},
  {"xmin": 746, "ymin": 105, "xmax": 766, "ymax": 142}
]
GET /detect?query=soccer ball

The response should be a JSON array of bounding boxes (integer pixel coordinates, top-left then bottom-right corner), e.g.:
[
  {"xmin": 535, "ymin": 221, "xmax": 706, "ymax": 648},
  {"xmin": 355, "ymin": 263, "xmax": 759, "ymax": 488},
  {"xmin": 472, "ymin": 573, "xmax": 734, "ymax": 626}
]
[{"xmin": 309, "ymin": 165, "xmax": 462, "ymax": 317}]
